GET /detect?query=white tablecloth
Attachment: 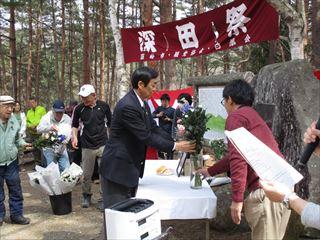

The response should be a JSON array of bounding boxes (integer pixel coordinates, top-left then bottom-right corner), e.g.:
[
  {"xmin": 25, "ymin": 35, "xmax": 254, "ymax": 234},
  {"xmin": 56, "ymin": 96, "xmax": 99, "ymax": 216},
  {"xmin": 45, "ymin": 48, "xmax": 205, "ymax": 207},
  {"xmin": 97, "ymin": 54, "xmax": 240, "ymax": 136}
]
[{"xmin": 136, "ymin": 160, "xmax": 217, "ymax": 220}]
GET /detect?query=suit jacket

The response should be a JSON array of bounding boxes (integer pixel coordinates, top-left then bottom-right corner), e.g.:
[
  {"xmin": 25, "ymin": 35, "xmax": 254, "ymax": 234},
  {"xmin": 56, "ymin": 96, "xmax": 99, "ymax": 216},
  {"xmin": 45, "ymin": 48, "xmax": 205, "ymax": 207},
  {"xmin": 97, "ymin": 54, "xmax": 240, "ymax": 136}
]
[{"xmin": 100, "ymin": 90, "xmax": 174, "ymax": 188}]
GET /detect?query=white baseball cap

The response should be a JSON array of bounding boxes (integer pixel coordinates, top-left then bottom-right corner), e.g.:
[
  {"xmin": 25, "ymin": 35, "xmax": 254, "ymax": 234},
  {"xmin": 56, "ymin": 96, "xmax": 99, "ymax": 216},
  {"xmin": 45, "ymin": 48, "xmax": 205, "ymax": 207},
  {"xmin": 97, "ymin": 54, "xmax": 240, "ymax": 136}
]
[
  {"xmin": 0, "ymin": 95, "xmax": 15, "ymax": 105},
  {"xmin": 78, "ymin": 84, "xmax": 95, "ymax": 97}
]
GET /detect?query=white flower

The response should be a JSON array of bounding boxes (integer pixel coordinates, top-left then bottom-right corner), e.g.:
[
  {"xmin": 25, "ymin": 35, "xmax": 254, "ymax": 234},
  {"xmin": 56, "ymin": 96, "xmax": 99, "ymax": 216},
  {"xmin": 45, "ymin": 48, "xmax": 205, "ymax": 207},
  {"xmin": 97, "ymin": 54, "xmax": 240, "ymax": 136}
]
[
  {"xmin": 185, "ymin": 115, "xmax": 188, "ymax": 118},
  {"xmin": 177, "ymin": 124, "xmax": 185, "ymax": 131},
  {"xmin": 198, "ymin": 105, "xmax": 203, "ymax": 108}
]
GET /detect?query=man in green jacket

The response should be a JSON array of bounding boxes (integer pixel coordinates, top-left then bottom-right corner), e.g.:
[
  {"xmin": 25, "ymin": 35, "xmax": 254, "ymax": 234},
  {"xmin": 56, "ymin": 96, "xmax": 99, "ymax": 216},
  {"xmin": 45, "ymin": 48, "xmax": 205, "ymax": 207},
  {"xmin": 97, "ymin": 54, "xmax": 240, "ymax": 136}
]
[
  {"xmin": 26, "ymin": 97, "xmax": 46, "ymax": 166},
  {"xmin": 0, "ymin": 96, "xmax": 32, "ymax": 226}
]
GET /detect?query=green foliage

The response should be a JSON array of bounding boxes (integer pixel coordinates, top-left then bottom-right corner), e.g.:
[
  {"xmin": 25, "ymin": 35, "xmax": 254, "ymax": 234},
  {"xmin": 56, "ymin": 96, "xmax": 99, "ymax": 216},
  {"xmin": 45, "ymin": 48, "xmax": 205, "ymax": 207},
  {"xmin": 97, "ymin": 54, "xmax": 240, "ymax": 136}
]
[
  {"xmin": 182, "ymin": 106, "xmax": 210, "ymax": 154},
  {"xmin": 210, "ymin": 139, "xmax": 227, "ymax": 160},
  {"xmin": 206, "ymin": 114, "xmax": 226, "ymax": 132}
]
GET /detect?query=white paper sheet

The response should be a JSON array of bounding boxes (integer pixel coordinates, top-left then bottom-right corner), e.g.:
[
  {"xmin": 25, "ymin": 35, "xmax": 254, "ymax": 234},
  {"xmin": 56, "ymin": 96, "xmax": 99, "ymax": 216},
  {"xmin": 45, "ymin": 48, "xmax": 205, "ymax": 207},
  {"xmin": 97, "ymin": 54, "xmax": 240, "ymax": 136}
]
[{"xmin": 225, "ymin": 127, "xmax": 303, "ymax": 189}]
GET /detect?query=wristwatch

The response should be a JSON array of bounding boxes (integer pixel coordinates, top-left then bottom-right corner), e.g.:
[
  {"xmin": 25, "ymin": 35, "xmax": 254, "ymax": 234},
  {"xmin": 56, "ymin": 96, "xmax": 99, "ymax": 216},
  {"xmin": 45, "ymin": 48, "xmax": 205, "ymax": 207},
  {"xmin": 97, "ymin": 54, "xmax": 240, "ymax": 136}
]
[{"xmin": 282, "ymin": 192, "xmax": 297, "ymax": 209}]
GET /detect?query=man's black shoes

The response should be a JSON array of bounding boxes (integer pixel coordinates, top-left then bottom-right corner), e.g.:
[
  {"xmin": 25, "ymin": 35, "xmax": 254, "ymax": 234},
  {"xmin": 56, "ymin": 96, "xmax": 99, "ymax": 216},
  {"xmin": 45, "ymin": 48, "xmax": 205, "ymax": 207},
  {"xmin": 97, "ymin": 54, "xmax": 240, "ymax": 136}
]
[{"xmin": 10, "ymin": 215, "xmax": 30, "ymax": 225}]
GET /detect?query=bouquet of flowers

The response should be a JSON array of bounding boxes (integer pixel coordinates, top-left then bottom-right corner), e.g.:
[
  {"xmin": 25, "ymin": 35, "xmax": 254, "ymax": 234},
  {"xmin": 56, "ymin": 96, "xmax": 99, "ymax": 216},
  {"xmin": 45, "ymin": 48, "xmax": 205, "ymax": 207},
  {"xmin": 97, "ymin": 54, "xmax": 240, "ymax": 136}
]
[
  {"xmin": 181, "ymin": 106, "xmax": 210, "ymax": 154},
  {"xmin": 33, "ymin": 131, "xmax": 66, "ymax": 150},
  {"xmin": 181, "ymin": 106, "xmax": 210, "ymax": 189},
  {"xmin": 28, "ymin": 162, "xmax": 83, "ymax": 195}
]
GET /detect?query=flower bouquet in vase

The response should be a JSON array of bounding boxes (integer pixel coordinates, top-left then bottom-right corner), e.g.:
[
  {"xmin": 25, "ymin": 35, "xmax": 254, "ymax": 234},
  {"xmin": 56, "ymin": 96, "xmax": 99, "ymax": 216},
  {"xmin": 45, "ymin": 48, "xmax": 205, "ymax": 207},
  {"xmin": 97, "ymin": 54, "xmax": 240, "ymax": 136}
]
[{"xmin": 182, "ymin": 106, "xmax": 210, "ymax": 189}]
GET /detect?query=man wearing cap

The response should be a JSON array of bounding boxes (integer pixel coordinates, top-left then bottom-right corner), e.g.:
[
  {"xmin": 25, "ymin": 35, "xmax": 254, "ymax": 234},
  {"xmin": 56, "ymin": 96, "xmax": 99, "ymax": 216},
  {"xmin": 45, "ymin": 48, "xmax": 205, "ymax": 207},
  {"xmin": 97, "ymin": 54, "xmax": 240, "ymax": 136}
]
[
  {"xmin": 72, "ymin": 84, "xmax": 112, "ymax": 208},
  {"xmin": 26, "ymin": 97, "xmax": 46, "ymax": 167},
  {"xmin": 0, "ymin": 95, "xmax": 32, "ymax": 226},
  {"xmin": 37, "ymin": 100, "xmax": 72, "ymax": 172}
]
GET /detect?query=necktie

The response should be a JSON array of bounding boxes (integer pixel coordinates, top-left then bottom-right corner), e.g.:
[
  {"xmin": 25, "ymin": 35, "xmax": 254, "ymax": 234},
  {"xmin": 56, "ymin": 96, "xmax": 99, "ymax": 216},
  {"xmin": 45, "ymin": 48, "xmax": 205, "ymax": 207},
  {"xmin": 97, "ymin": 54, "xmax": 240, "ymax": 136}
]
[{"xmin": 142, "ymin": 102, "xmax": 148, "ymax": 115}]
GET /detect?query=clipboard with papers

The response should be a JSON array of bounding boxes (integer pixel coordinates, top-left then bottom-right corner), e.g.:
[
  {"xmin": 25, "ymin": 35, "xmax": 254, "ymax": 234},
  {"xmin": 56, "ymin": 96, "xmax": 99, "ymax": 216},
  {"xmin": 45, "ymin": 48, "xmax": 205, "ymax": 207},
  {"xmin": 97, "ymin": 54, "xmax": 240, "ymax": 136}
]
[{"xmin": 225, "ymin": 127, "xmax": 303, "ymax": 191}]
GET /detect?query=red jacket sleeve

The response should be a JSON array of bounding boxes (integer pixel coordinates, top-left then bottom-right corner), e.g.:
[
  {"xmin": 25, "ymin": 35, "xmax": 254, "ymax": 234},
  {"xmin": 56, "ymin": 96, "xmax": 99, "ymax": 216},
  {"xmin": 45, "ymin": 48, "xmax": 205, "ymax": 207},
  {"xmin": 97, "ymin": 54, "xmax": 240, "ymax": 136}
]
[
  {"xmin": 225, "ymin": 113, "xmax": 249, "ymax": 202},
  {"xmin": 207, "ymin": 153, "xmax": 230, "ymax": 176}
]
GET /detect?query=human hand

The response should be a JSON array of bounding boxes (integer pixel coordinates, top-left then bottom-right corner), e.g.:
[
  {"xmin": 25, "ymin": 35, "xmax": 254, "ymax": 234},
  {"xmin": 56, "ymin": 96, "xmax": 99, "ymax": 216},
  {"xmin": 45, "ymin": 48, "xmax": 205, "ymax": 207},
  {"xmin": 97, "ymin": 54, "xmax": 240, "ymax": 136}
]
[
  {"xmin": 175, "ymin": 140, "xmax": 196, "ymax": 153},
  {"xmin": 197, "ymin": 167, "xmax": 210, "ymax": 178},
  {"xmin": 51, "ymin": 125, "xmax": 59, "ymax": 132},
  {"xmin": 259, "ymin": 180, "xmax": 286, "ymax": 202},
  {"xmin": 230, "ymin": 201, "xmax": 243, "ymax": 225},
  {"xmin": 72, "ymin": 137, "xmax": 78, "ymax": 149},
  {"xmin": 164, "ymin": 117, "xmax": 171, "ymax": 122},
  {"xmin": 24, "ymin": 143, "xmax": 33, "ymax": 151},
  {"xmin": 157, "ymin": 112, "xmax": 164, "ymax": 118},
  {"xmin": 303, "ymin": 121, "xmax": 320, "ymax": 155}
]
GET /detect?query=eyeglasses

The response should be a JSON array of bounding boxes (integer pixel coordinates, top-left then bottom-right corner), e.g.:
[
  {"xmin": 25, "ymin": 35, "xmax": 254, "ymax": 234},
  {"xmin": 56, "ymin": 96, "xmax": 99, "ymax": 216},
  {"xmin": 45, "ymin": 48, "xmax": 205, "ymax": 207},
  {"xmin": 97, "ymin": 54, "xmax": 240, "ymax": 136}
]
[
  {"xmin": 1, "ymin": 104, "xmax": 14, "ymax": 110},
  {"xmin": 220, "ymin": 98, "xmax": 225, "ymax": 106}
]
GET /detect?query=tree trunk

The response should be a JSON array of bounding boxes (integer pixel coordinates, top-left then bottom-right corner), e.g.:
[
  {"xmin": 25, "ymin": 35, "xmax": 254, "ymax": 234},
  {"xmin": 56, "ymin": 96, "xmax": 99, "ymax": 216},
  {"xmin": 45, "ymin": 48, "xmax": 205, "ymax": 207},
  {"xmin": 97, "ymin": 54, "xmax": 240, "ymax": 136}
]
[
  {"xmin": 42, "ymin": 30, "xmax": 51, "ymax": 106},
  {"xmin": 106, "ymin": 25, "xmax": 111, "ymax": 104},
  {"xmin": 26, "ymin": 0, "xmax": 33, "ymax": 99},
  {"xmin": 122, "ymin": 0, "xmax": 126, "ymax": 28},
  {"xmin": 34, "ymin": 0, "xmax": 43, "ymax": 102},
  {"xmin": 68, "ymin": 1, "xmax": 74, "ymax": 100},
  {"xmin": 268, "ymin": 40, "xmax": 277, "ymax": 64},
  {"xmin": 140, "ymin": 0, "xmax": 152, "ymax": 27},
  {"xmin": 60, "ymin": 0, "xmax": 66, "ymax": 100},
  {"xmin": 311, "ymin": 0, "xmax": 320, "ymax": 68},
  {"xmin": 0, "ymin": 10, "xmax": 7, "ymax": 95},
  {"xmin": 141, "ymin": 0, "xmax": 158, "ymax": 69},
  {"xmin": 75, "ymin": 38, "xmax": 81, "ymax": 88},
  {"xmin": 109, "ymin": 0, "xmax": 130, "ymax": 99},
  {"xmin": 110, "ymin": 44, "xmax": 116, "ymax": 106},
  {"xmin": 51, "ymin": 0, "xmax": 60, "ymax": 95},
  {"xmin": 195, "ymin": 0, "xmax": 205, "ymax": 76},
  {"xmin": 223, "ymin": 53, "xmax": 230, "ymax": 73},
  {"xmin": 267, "ymin": 0, "xmax": 305, "ymax": 60},
  {"xmin": 17, "ymin": 33, "xmax": 24, "ymax": 102},
  {"xmin": 83, "ymin": 0, "xmax": 90, "ymax": 84},
  {"xmin": 9, "ymin": 4, "xmax": 17, "ymax": 99},
  {"xmin": 93, "ymin": 19, "xmax": 98, "ymax": 91},
  {"xmin": 172, "ymin": 0, "xmax": 176, "ymax": 21},
  {"xmin": 99, "ymin": 0, "xmax": 106, "ymax": 100},
  {"xmin": 160, "ymin": 0, "xmax": 175, "ymax": 90},
  {"xmin": 91, "ymin": 3, "xmax": 98, "ymax": 89}
]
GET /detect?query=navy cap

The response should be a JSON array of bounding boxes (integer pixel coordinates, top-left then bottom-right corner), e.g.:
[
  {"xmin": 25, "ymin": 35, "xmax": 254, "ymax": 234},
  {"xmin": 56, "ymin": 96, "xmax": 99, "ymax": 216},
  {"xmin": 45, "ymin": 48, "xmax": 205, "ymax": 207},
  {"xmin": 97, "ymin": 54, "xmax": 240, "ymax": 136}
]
[{"xmin": 52, "ymin": 100, "xmax": 65, "ymax": 112}]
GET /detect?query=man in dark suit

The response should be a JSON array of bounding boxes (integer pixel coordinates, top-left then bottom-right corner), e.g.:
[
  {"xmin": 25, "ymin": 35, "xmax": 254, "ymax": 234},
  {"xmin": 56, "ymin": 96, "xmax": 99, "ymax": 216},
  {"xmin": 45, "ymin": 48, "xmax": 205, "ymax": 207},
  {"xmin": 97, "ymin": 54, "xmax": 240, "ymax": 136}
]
[{"xmin": 100, "ymin": 66, "xmax": 195, "ymax": 208}]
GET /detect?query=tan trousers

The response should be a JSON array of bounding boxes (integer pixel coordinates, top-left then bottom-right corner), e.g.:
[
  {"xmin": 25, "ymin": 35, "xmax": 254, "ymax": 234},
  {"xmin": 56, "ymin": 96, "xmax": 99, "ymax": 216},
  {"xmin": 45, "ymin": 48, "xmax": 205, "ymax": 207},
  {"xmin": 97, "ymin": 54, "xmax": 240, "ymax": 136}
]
[
  {"xmin": 81, "ymin": 146, "xmax": 104, "ymax": 195},
  {"xmin": 244, "ymin": 188, "xmax": 291, "ymax": 240}
]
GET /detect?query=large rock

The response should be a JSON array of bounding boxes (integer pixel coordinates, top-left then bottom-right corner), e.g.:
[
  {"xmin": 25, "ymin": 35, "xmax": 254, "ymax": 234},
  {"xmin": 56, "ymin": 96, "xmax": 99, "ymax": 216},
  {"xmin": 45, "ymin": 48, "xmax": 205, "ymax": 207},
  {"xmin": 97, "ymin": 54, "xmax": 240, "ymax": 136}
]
[
  {"xmin": 210, "ymin": 184, "xmax": 250, "ymax": 232},
  {"xmin": 253, "ymin": 59, "xmax": 320, "ymax": 238}
]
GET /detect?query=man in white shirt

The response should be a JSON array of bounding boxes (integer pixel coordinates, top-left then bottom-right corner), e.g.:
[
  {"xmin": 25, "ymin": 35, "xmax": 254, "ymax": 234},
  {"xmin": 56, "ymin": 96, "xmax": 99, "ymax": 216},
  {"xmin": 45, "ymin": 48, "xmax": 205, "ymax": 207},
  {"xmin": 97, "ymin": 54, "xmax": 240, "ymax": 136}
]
[{"xmin": 37, "ymin": 100, "xmax": 72, "ymax": 172}]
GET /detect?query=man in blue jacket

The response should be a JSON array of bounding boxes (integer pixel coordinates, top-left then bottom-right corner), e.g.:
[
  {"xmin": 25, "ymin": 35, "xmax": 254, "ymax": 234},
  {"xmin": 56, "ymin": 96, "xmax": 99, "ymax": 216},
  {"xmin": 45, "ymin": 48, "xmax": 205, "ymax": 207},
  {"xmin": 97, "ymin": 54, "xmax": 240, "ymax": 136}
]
[{"xmin": 0, "ymin": 96, "xmax": 32, "ymax": 226}]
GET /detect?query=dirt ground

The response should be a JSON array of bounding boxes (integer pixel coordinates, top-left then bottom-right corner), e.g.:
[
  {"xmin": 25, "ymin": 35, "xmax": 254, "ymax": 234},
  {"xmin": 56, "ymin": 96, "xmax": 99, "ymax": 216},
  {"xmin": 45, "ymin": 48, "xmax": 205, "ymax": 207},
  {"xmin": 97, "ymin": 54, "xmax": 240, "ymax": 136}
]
[{"xmin": 0, "ymin": 158, "xmax": 251, "ymax": 240}]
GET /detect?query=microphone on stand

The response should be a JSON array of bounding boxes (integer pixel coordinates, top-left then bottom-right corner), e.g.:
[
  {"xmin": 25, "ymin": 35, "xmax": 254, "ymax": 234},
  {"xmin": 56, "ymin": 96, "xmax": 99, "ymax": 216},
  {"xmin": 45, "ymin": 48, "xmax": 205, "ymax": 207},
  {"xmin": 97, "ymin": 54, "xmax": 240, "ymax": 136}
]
[{"xmin": 295, "ymin": 118, "xmax": 320, "ymax": 171}]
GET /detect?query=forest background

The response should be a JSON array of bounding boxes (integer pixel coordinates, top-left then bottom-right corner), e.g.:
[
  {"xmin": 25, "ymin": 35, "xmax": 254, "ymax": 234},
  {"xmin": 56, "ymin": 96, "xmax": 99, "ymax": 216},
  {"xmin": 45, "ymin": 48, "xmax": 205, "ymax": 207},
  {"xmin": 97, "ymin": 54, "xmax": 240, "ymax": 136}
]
[{"xmin": 0, "ymin": 0, "xmax": 319, "ymax": 109}]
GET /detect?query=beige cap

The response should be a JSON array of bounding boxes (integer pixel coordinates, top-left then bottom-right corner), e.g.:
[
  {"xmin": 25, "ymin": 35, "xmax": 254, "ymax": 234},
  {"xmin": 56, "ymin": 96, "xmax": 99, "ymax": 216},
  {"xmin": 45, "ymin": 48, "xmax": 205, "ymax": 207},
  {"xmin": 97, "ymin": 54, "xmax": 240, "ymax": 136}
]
[{"xmin": 0, "ymin": 95, "xmax": 15, "ymax": 105}]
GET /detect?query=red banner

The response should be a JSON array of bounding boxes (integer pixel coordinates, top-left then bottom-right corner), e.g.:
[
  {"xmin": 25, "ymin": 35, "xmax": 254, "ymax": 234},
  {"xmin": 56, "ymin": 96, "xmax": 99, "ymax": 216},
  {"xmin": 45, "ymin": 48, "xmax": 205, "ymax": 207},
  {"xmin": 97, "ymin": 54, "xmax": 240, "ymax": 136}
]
[
  {"xmin": 150, "ymin": 87, "xmax": 194, "ymax": 109},
  {"xmin": 121, "ymin": 0, "xmax": 279, "ymax": 63},
  {"xmin": 314, "ymin": 70, "xmax": 320, "ymax": 80}
]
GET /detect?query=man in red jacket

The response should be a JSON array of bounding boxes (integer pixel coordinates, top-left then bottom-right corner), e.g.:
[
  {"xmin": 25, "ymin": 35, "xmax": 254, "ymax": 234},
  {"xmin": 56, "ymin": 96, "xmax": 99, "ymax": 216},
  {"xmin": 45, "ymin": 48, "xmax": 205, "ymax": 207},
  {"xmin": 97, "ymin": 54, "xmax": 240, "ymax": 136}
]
[{"xmin": 199, "ymin": 79, "xmax": 290, "ymax": 240}]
